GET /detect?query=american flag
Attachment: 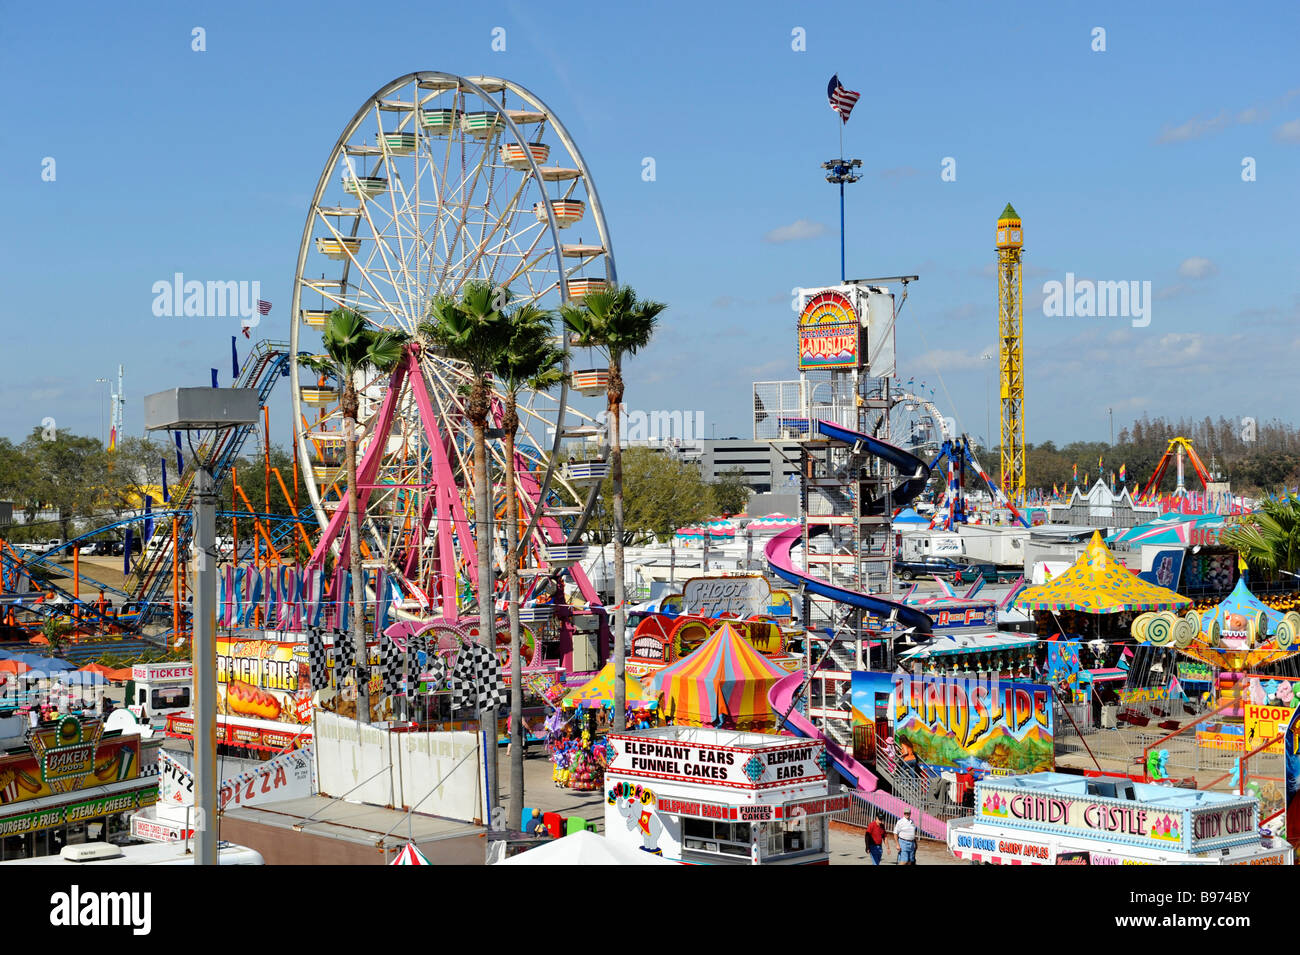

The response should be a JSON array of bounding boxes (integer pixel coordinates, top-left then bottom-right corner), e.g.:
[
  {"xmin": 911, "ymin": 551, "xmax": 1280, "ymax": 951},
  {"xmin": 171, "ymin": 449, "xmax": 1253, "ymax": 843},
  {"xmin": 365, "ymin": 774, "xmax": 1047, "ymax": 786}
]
[
  {"xmin": 827, "ymin": 74, "xmax": 860, "ymax": 123},
  {"xmin": 257, "ymin": 300, "xmax": 272, "ymax": 315}
]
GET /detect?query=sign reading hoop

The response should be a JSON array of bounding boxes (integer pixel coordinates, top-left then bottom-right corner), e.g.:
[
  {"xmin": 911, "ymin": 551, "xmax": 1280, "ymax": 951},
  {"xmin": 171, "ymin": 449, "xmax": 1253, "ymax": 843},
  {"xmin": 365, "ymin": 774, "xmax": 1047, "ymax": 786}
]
[{"xmin": 798, "ymin": 289, "xmax": 859, "ymax": 370}]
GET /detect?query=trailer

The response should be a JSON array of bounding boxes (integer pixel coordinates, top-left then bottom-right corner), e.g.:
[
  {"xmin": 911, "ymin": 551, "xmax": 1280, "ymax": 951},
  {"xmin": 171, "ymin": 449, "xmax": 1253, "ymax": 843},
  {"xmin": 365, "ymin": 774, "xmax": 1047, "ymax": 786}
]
[{"xmin": 947, "ymin": 771, "xmax": 1290, "ymax": 866}]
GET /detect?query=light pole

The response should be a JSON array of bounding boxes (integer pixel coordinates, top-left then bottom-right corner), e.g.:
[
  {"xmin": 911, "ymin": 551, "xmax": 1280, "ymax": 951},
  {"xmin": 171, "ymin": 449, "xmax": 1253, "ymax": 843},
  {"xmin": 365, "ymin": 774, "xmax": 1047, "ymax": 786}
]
[
  {"xmin": 145, "ymin": 386, "xmax": 258, "ymax": 865},
  {"xmin": 981, "ymin": 350, "xmax": 995, "ymax": 454},
  {"xmin": 822, "ymin": 159, "xmax": 861, "ymax": 283},
  {"xmin": 1108, "ymin": 407, "xmax": 1114, "ymax": 448}
]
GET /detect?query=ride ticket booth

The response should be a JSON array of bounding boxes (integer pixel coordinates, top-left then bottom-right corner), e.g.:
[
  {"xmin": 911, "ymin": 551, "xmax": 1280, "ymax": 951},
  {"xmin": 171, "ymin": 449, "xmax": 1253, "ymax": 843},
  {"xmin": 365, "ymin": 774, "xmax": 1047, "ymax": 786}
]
[
  {"xmin": 947, "ymin": 772, "xmax": 1292, "ymax": 866},
  {"xmin": 603, "ymin": 726, "xmax": 846, "ymax": 865}
]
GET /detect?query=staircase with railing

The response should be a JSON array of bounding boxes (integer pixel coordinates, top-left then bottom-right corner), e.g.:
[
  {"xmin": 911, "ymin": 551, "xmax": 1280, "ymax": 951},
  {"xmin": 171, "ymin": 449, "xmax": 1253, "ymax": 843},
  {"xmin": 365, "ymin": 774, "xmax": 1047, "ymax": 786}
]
[{"xmin": 127, "ymin": 341, "xmax": 302, "ymax": 623}]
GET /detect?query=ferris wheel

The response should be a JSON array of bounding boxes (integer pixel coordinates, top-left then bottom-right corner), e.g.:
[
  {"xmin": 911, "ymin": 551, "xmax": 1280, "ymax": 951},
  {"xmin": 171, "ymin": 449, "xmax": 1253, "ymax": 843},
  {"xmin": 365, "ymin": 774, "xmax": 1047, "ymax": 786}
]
[
  {"xmin": 289, "ymin": 72, "xmax": 615, "ymax": 623},
  {"xmin": 887, "ymin": 391, "xmax": 952, "ymax": 459}
]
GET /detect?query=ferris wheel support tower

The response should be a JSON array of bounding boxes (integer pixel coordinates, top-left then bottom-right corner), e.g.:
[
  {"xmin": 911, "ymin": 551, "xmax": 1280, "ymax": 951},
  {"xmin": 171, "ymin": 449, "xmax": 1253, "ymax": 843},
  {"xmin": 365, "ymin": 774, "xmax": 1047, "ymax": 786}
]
[{"xmin": 996, "ymin": 203, "xmax": 1025, "ymax": 508}]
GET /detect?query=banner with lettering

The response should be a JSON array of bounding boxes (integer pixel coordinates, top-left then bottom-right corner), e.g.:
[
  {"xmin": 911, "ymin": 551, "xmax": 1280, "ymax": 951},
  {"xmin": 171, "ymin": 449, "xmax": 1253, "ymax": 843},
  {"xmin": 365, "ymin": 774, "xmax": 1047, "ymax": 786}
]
[
  {"xmin": 605, "ymin": 732, "xmax": 826, "ymax": 792},
  {"xmin": 1285, "ymin": 704, "xmax": 1300, "ymax": 849},
  {"xmin": 0, "ymin": 719, "xmax": 142, "ymax": 807},
  {"xmin": 851, "ymin": 671, "xmax": 1053, "ymax": 777}
]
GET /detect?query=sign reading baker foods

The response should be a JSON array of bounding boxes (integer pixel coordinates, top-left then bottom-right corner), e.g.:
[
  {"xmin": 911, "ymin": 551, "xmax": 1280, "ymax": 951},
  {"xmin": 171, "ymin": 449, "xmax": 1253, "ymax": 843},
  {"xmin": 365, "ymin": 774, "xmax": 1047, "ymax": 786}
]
[
  {"xmin": 606, "ymin": 733, "xmax": 826, "ymax": 791},
  {"xmin": 0, "ymin": 717, "xmax": 143, "ymax": 808},
  {"xmin": 29, "ymin": 717, "xmax": 104, "ymax": 792}
]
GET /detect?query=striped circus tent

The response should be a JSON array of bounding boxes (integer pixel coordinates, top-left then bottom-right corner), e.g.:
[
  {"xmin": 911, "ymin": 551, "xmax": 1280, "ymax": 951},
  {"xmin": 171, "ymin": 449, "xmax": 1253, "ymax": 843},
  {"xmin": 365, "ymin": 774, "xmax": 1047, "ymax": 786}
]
[
  {"xmin": 561, "ymin": 662, "xmax": 657, "ymax": 710},
  {"xmin": 390, "ymin": 842, "xmax": 431, "ymax": 865},
  {"xmin": 1014, "ymin": 531, "xmax": 1190, "ymax": 614},
  {"xmin": 649, "ymin": 623, "xmax": 788, "ymax": 728},
  {"xmin": 745, "ymin": 513, "xmax": 801, "ymax": 535}
]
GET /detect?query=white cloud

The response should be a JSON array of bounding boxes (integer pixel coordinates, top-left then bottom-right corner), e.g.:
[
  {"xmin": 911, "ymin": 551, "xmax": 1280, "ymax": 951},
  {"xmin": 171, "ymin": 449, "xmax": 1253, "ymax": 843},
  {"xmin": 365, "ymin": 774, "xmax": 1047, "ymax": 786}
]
[
  {"xmin": 1178, "ymin": 257, "xmax": 1218, "ymax": 279},
  {"xmin": 1157, "ymin": 89, "xmax": 1300, "ymax": 144},
  {"xmin": 912, "ymin": 347, "xmax": 996, "ymax": 372},
  {"xmin": 1275, "ymin": 118, "xmax": 1300, "ymax": 143},
  {"xmin": 763, "ymin": 219, "xmax": 827, "ymax": 243},
  {"xmin": 1157, "ymin": 111, "xmax": 1231, "ymax": 144}
]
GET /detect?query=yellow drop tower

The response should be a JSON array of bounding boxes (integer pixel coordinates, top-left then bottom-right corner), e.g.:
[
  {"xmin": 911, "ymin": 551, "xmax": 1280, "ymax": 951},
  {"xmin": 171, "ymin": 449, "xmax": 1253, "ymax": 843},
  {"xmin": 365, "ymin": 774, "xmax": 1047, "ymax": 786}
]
[{"xmin": 996, "ymin": 203, "xmax": 1025, "ymax": 508}]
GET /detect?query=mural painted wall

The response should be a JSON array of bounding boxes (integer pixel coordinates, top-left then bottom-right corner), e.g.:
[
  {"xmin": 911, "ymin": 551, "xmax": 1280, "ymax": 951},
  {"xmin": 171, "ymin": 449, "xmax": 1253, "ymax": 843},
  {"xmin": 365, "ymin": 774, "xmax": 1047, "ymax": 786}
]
[{"xmin": 851, "ymin": 672, "xmax": 1054, "ymax": 777}]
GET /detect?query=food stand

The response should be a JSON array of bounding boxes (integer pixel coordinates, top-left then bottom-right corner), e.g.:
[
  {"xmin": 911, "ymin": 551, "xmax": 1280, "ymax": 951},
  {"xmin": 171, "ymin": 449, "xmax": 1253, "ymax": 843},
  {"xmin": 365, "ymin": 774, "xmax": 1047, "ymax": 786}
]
[
  {"xmin": 603, "ymin": 725, "xmax": 845, "ymax": 865},
  {"xmin": 0, "ymin": 715, "xmax": 161, "ymax": 860},
  {"xmin": 947, "ymin": 771, "xmax": 1291, "ymax": 865}
]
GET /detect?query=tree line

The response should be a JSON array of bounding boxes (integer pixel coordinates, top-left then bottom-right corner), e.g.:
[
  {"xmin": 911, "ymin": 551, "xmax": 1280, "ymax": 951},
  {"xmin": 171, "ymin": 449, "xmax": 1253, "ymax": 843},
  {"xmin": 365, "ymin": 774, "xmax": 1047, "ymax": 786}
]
[
  {"xmin": 0, "ymin": 428, "xmax": 301, "ymax": 545},
  {"xmin": 982, "ymin": 415, "xmax": 1300, "ymax": 496}
]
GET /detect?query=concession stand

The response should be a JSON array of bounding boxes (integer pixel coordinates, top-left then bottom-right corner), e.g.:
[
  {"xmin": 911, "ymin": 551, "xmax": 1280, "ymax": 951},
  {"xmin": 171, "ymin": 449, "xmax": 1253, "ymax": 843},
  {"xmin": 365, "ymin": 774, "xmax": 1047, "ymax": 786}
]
[
  {"xmin": 603, "ymin": 725, "xmax": 845, "ymax": 865},
  {"xmin": 947, "ymin": 771, "xmax": 1291, "ymax": 866},
  {"xmin": 0, "ymin": 715, "xmax": 161, "ymax": 860}
]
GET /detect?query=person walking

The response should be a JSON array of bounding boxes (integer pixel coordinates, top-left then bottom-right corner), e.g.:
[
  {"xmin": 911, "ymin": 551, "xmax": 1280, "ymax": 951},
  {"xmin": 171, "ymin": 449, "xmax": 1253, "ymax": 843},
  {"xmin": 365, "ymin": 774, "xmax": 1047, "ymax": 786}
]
[
  {"xmin": 891, "ymin": 809, "xmax": 919, "ymax": 865},
  {"xmin": 864, "ymin": 813, "xmax": 886, "ymax": 865}
]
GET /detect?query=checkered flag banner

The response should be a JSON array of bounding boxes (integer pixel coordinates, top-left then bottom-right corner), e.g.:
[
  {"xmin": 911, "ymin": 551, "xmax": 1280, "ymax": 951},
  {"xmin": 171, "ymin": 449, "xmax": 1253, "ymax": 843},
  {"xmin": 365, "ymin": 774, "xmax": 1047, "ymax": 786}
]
[
  {"xmin": 407, "ymin": 633, "xmax": 428, "ymax": 690},
  {"xmin": 450, "ymin": 644, "xmax": 505, "ymax": 712},
  {"xmin": 381, "ymin": 635, "xmax": 404, "ymax": 697},
  {"xmin": 423, "ymin": 652, "xmax": 447, "ymax": 692},
  {"xmin": 307, "ymin": 627, "xmax": 331, "ymax": 692}
]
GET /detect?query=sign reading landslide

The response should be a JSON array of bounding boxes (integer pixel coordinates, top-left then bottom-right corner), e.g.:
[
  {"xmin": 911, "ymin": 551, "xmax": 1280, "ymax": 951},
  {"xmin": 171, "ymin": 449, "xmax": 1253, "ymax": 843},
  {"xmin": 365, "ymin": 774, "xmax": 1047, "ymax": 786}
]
[{"xmin": 797, "ymin": 289, "xmax": 859, "ymax": 370}]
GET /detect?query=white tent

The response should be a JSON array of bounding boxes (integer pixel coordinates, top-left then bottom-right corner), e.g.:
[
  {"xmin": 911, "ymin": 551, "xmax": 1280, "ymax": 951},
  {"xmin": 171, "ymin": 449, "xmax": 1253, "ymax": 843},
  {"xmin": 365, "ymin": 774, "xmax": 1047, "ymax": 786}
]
[{"xmin": 496, "ymin": 830, "xmax": 678, "ymax": 866}]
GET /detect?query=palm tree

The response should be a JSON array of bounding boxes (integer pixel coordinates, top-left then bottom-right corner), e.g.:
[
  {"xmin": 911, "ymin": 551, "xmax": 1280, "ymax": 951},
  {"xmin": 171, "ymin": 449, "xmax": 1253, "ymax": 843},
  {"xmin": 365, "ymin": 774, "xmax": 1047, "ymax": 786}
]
[
  {"xmin": 298, "ymin": 309, "xmax": 408, "ymax": 724},
  {"xmin": 1220, "ymin": 494, "xmax": 1300, "ymax": 580},
  {"xmin": 561, "ymin": 287, "xmax": 666, "ymax": 730},
  {"xmin": 491, "ymin": 305, "xmax": 565, "ymax": 827},
  {"xmin": 420, "ymin": 282, "xmax": 511, "ymax": 808}
]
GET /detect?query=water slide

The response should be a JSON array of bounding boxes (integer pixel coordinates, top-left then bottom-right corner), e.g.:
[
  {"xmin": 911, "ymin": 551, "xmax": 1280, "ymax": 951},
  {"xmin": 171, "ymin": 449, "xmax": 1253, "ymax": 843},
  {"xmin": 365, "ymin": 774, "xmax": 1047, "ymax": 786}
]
[
  {"xmin": 765, "ymin": 418, "xmax": 946, "ymax": 838},
  {"xmin": 765, "ymin": 419, "xmax": 934, "ymax": 633},
  {"xmin": 770, "ymin": 671, "xmax": 947, "ymax": 839}
]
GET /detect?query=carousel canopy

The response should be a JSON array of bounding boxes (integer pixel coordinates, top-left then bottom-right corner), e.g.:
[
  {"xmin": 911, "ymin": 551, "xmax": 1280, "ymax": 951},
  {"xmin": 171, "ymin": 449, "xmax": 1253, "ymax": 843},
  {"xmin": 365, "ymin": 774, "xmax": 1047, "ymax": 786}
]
[
  {"xmin": 1014, "ymin": 531, "xmax": 1191, "ymax": 614},
  {"xmin": 1195, "ymin": 576, "xmax": 1281, "ymax": 636},
  {"xmin": 649, "ymin": 622, "xmax": 788, "ymax": 727},
  {"xmin": 561, "ymin": 662, "xmax": 657, "ymax": 710}
]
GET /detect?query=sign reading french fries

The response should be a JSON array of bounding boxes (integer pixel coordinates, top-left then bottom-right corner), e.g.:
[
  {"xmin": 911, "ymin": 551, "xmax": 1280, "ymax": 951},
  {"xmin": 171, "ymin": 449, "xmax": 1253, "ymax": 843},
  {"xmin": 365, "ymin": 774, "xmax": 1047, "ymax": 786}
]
[{"xmin": 216, "ymin": 637, "xmax": 313, "ymax": 726}]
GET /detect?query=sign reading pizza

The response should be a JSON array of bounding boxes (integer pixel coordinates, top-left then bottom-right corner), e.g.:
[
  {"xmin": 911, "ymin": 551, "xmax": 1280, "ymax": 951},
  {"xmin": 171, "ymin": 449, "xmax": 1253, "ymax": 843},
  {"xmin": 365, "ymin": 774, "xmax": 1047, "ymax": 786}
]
[{"xmin": 798, "ymin": 289, "xmax": 859, "ymax": 370}]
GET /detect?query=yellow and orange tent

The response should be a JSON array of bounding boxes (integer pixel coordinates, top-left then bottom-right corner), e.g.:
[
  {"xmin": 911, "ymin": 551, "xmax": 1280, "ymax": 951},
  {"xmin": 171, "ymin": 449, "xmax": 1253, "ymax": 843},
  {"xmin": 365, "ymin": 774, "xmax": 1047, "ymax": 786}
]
[{"xmin": 561, "ymin": 662, "xmax": 656, "ymax": 710}]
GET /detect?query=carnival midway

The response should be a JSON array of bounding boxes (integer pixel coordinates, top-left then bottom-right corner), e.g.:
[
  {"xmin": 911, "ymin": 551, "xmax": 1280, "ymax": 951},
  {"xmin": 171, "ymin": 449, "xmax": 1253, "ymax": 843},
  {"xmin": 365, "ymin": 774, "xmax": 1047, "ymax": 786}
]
[{"xmin": 5, "ymin": 14, "xmax": 1300, "ymax": 909}]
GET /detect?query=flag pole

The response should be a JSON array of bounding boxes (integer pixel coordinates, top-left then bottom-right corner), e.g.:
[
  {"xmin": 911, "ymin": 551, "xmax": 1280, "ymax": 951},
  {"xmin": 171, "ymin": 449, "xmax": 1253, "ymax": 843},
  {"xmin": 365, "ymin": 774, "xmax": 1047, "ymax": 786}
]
[{"xmin": 839, "ymin": 114, "xmax": 845, "ymax": 283}]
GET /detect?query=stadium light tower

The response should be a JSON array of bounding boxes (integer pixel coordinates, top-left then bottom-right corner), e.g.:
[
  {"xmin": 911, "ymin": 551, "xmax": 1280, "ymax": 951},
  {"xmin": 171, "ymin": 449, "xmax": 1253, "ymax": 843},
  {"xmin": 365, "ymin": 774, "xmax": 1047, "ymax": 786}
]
[{"xmin": 823, "ymin": 158, "xmax": 861, "ymax": 283}]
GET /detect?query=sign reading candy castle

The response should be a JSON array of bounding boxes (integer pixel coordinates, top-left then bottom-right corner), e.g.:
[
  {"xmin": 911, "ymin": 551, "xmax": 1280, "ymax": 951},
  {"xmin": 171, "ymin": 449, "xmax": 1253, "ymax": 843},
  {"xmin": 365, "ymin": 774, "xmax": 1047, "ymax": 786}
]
[{"xmin": 975, "ymin": 773, "xmax": 1257, "ymax": 853}]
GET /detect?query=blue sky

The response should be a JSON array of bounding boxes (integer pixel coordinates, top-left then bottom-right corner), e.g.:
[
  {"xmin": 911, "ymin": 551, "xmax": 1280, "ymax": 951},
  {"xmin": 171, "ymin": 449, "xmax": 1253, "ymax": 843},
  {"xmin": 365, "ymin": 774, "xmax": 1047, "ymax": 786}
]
[{"xmin": 3, "ymin": 0, "xmax": 1297, "ymax": 449}]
